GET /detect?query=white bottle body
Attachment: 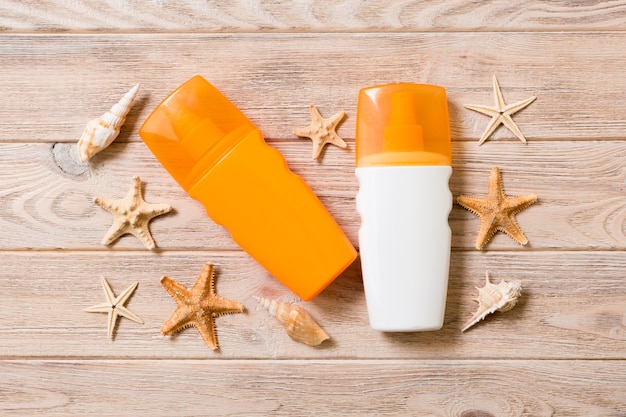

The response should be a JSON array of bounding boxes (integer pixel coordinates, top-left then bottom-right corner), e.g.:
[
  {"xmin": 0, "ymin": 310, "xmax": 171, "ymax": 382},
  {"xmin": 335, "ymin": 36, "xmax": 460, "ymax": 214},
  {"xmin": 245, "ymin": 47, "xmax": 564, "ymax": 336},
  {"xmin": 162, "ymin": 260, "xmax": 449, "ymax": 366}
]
[{"xmin": 356, "ymin": 165, "xmax": 452, "ymax": 331}]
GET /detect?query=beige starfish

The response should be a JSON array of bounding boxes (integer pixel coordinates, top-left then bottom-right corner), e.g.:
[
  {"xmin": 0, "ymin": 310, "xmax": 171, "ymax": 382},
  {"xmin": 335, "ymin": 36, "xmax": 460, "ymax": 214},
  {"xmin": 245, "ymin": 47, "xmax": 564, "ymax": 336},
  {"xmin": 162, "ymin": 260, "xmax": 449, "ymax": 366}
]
[
  {"xmin": 84, "ymin": 276, "xmax": 143, "ymax": 338},
  {"xmin": 94, "ymin": 176, "xmax": 172, "ymax": 250},
  {"xmin": 457, "ymin": 167, "xmax": 537, "ymax": 249},
  {"xmin": 464, "ymin": 75, "xmax": 536, "ymax": 145},
  {"xmin": 293, "ymin": 104, "xmax": 347, "ymax": 160},
  {"xmin": 160, "ymin": 262, "xmax": 245, "ymax": 350}
]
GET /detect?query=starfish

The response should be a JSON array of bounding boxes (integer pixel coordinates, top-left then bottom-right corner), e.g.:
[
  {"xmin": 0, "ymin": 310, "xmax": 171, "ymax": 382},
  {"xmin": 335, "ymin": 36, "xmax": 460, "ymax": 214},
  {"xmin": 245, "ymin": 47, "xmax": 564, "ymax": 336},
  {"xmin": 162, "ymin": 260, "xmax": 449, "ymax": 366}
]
[
  {"xmin": 457, "ymin": 167, "xmax": 537, "ymax": 249},
  {"xmin": 94, "ymin": 176, "xmax": 172, "ymax": 250},
  {"xmin": 84, "ymin": 276, "xmax": 143, "ymax": 338},
  {"xmin": 293, "ymin": 104, "xmax": 347, "ymax": 160},
  {"xmin": 464, "ymin": 75, "xmax": 536, "ymax": 146},
  {"xmin": 160, "ymin": 262, "xmax": 245, "ymax": 350}
]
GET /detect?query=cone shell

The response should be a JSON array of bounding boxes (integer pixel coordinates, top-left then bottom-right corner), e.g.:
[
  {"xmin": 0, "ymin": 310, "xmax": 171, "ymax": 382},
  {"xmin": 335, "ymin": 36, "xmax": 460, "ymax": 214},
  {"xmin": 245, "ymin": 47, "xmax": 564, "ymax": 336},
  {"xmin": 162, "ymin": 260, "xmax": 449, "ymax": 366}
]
[
  {"xmin": 461, "ymin": 271, "xmax": 522, "ymax": 332},
  {"xmin": 77, "ymin": 83, "xmax": 139, "ymax": 162},
  {"xmin": 254, "ymin": 296, "xmax": 329, "ymax": 346}
]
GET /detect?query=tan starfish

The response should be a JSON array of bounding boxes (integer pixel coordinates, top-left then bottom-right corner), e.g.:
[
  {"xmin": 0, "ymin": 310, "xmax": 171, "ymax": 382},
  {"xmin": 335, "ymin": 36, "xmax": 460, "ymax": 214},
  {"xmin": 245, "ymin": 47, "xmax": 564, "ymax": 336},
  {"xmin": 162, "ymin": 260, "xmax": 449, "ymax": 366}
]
[
  {"xmin": 94, "ymin": 176, "xmax": 172, "ymax": 250},
  {"xmin": 293, "ymin": 104, "xmax": 347, "ymax": 160},
  {"xmin": 160, "ymin": 262, "xmax": 245, "ymax": 350},
  {"xmin": 464, "ymin": 75, "xmax": 536, "ymax": 145},
  {"xmin": 84, "ymin": 276, "xmax": 143, "ymax": 338},
  {"xmin": 457, "ymin": 167, "xmax": 537, "ymax": 249}
]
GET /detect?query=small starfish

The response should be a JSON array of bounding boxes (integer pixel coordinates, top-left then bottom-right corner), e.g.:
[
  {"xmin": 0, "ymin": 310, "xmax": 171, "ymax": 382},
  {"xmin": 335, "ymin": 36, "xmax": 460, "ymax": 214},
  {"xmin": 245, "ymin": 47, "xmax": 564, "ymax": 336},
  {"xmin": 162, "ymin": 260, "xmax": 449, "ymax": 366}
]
[
  {"xmin": 84, "ymin": 276, "xmax": 143, "ymax": 338},
  {"xmin": 94, "ymin": 176, "xmax": 172, "ymax": 250},
  {"xmin": 464, "ymin": 75, "xmax": 536, "ymax": 145},
  {"xmin": 160, "ymin": 262, "xmax": 245, "ymax": 350},
  {"xmin": 293, "ymin": 104, "xmax": 347, "ymax": 160},
  {"xmin": 457, "ymin": 167, "xmax": 537, "ymax": 249}
]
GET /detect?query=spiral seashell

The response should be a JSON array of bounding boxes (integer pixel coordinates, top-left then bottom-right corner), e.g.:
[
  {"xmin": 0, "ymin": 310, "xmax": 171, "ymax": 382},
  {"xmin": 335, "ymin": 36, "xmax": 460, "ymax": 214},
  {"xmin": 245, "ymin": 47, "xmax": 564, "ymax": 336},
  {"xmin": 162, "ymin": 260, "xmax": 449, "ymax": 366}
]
[
  {"xmin": 77, "ymin": 83, "xmax": 140, "ymax": 162},
  {"xmin": 461, "ymin": 271, "xmax": 522, "ymax": 332},
  {"xmin": 253, "ymin": 296, "xmax": 329, "ymax": 346}
]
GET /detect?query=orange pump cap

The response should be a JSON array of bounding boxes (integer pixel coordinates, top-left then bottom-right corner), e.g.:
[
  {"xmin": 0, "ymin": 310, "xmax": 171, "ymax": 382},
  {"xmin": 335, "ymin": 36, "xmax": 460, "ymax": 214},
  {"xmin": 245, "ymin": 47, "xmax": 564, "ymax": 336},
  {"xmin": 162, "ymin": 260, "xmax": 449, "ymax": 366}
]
[
  {"xmin": 139, "ymin": 75, "xmax": 256, "ymax": 192},
  {"xmin": 356, "ymin": 83, "xmax": 451, "ymax": 167}
]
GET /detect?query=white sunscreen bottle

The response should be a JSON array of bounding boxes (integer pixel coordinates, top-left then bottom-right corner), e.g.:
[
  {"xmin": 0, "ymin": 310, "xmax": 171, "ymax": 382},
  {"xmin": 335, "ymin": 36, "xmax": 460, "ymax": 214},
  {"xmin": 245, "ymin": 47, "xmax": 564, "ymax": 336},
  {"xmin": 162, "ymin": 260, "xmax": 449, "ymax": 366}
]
[{"xmin": 356, "ymin": 83, "xmax": 453, "ymax": 331}]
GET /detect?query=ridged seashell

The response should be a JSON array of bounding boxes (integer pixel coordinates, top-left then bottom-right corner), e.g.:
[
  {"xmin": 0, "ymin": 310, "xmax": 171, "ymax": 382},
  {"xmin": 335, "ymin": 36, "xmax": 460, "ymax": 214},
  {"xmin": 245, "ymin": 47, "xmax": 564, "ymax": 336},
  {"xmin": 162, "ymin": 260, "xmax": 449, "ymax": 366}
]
[
  {"xmin": 461, "ymin": 271, "xmax": 522, "ymax": 332},
  {"xmin": 77, "ymin": 83, "xmax": 139, "ymax": 162},
  {"xmin": 254, "ymin": 296, "xmax": 329, "ymax": 346}
]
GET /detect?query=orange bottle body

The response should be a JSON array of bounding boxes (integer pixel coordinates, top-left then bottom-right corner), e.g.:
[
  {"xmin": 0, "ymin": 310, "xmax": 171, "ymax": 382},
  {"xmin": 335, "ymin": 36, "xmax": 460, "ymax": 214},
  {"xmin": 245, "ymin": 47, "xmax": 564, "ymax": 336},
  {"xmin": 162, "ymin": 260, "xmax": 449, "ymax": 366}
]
[
  {"xmin": 139, "ymin": 76, "xmax": 356, "ymax": 300},
  {"xmin": 189, "ymin": 128, "xmax": 356, "ymax": 300}
]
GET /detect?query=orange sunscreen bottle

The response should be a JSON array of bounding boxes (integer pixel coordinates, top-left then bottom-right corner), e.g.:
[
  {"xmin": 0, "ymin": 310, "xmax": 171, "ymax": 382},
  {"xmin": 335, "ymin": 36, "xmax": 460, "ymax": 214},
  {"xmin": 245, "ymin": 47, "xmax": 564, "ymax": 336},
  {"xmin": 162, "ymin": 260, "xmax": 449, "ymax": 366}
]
[
  {"xmin": 356, "ymin": 83, "xmax": 452, "ymax": 330},
  {"xmin": 139, "ymin": 76, "xmax": 357, "ymax": 300}
]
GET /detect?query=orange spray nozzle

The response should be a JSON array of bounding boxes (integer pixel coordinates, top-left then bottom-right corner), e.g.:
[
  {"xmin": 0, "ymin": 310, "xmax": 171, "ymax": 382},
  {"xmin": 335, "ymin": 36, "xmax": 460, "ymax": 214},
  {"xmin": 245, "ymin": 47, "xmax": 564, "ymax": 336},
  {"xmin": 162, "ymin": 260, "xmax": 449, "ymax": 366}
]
[{"xmin": 383, "ymin": 91, "xmax": 424, "ymax": 153}]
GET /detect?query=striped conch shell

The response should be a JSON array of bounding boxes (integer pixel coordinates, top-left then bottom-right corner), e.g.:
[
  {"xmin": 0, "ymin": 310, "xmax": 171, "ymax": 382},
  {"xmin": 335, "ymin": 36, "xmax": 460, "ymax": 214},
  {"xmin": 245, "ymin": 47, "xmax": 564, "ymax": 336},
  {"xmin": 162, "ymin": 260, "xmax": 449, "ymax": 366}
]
[
  {"xmin": 77, "ymin": 83, "xmax": 139, "ymax": 162},
  {"xmin": 461, "ymin": 271, "xmax": 522, "ymax": 332},
  {"xmin": 253, "ymin": 296, "xmax": 329, "ymax": 346}
]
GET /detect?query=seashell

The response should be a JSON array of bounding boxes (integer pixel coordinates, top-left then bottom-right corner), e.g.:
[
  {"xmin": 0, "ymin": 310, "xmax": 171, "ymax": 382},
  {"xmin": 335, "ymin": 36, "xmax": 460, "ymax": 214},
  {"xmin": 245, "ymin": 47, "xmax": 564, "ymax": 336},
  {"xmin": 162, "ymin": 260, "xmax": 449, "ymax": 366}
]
[
  {"xmin": 77, "ymin": 83, "xmax": 140, "ymax": 162},
  {"xmin": 461, "ymin": 271, "xmax": 522, "ymax": 332},
  {"xmin": 253, "ymin": 296, "xmax": 330, "ymax": 346}
]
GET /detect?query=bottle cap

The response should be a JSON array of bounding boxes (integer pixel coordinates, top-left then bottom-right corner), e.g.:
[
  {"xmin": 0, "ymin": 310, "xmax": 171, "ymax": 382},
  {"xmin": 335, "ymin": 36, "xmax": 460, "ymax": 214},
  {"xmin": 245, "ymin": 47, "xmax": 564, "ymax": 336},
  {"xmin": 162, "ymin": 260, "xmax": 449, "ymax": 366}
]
[
  {"xmin": 139, "ymin": 75, "xmax": 256, "ymax": 192},
  {"xmin": 356, "ymin": 83, "xmax": 451, "ymax": 167}
]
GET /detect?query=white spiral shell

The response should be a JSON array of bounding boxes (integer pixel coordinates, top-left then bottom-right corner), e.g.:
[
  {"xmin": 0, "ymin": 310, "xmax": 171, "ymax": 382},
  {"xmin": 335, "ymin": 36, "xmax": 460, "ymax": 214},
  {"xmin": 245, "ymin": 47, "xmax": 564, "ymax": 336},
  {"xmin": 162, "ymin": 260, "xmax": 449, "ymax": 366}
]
[{"xmin": 77, "ymin": 83, "xmax": 139, "ymax": 162}]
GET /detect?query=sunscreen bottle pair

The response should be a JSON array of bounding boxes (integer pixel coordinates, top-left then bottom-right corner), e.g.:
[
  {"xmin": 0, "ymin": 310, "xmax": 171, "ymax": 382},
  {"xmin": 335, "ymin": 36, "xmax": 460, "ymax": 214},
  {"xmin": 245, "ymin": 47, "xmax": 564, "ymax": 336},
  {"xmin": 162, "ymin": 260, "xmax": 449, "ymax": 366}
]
[{"xmin": 140, "ymin": 76, "xmax": 452, "ymax": 332}]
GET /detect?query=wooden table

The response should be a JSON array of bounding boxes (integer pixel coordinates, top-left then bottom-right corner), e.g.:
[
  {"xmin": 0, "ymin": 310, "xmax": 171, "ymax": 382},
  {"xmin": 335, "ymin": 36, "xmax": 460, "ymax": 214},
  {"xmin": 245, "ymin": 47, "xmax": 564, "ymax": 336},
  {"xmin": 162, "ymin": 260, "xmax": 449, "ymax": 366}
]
[{"xmin": 1, "ymin": 2, "xmax": 625, "ymax": 415}]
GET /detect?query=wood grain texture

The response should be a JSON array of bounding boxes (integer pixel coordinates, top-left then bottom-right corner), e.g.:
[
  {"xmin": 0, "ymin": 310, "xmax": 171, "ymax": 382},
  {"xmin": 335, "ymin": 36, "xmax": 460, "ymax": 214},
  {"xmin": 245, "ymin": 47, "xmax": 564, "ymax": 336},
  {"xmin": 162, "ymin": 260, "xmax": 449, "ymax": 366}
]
[
  {"xmin": 3, "ymin": 0, "xmax": 626, "ymax": 32},
  {"xmin": 1, "ymin": 360, "xmax": 624, "ymax": 416},
  {"xmin": 2, "ymin": 33, "xmax": 626, "ymax": 142},
  {"xmin": 0, "ymin": 251, "xmax": 624, "ymax": 359},
  {"xmin": 2, "ymin": 2, "xmax": 626, "ymax": 415},
  {"xmin": 0, "ymin": 141, "xmax": 623, "ymax": 251}
]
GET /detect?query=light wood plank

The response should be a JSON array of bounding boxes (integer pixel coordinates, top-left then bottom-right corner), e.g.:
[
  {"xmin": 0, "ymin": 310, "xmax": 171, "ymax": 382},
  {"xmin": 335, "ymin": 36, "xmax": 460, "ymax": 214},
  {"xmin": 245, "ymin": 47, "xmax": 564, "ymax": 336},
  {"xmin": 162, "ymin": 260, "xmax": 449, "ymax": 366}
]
[
  {"xmin": 2, "ymin": 33, "xmax": 626, "ymax": 142},
  {"xmin": 2, "ymin": 3, "xmax": 624, "ymax": 416},
  {"xmin": 0, "ymin": 251, "xmax": 624, "ymax": 359},
  {"xmin": 1, "ymin": 359, "xmax": 624, "ymax": 416},
  {"xmin": 4, "ymin": 1, "xmax": 626, "ymax": 32},
  {"xmin": 0, "ymin": 141, "xmax": 624, "ymax": 251}
]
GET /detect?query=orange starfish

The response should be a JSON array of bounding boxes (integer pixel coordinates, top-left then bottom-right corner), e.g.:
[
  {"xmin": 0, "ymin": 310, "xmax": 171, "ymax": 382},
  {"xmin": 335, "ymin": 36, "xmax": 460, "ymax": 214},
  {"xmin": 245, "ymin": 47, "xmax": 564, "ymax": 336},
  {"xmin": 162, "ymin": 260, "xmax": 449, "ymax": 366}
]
[
  {"xmin": 293, "ymin": 104, "xmax": 347, "ymax": 160},
  {"xmin": 457, "ymin": 167, "xmax": 537, "ymax": 249},
  {"xmin": 160, "ymin": 262, "xmax": 244, "ymax": 350}
]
